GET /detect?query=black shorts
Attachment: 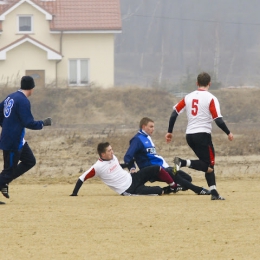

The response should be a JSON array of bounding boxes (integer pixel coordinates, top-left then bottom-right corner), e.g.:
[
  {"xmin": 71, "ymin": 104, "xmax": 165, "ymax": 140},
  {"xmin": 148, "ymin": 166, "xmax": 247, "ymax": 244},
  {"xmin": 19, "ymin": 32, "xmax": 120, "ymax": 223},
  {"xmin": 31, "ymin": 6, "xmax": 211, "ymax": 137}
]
[
  {"xmin": 186, "ymin": 133, "xmax": 215, "ymax": 168},
  {"xmin": 124, "ymin": 165, "xmax": 163, "ymax": 195}
]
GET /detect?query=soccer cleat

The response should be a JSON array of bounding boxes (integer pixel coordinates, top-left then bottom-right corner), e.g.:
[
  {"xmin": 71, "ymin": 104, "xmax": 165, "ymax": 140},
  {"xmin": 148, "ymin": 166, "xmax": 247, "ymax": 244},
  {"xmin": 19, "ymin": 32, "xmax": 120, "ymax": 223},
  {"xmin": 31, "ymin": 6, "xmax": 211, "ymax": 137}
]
[
  {"xmin": 173, "ymin": 157, "xmax": 181, "ymax": 174},
  {"xmin": 198, "ymin": 188, "xmax": 211, "ymax": 195},
  {"xmin": 1, "ymin": 184, "xmax": 9, "ymax": 199},
  {"xmin": 70, "ymin": 193, "xmax": 78, "ymax": 196},
  {"xmin": 162, "ymin": 186, "xmax": 172, "ymax": 194},
  {"xmin": 162, "ymin": 184, "xmax": 182, "ymax": 194},
  {"xmin": 211, "ymin": 194, "xmax": 225, "ymax": 200},
  {"xmin": 171, "ymin": 184, "xmax": 183, "ymax": 193},
  {"xmin": 0, "ymin": 201, "xmax": 5, "ymax": 204}
]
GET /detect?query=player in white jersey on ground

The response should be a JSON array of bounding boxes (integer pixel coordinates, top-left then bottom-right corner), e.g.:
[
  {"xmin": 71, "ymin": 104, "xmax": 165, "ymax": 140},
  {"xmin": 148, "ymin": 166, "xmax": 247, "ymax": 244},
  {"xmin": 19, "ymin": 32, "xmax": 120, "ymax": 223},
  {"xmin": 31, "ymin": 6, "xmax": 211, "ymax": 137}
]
[
  {"xmin": 70, "ymin": 142, "xmax": 202, "ymax": 196},
  {"xmin": 165, "ymin": 72, "xmax": 234, "ymax": 200}
]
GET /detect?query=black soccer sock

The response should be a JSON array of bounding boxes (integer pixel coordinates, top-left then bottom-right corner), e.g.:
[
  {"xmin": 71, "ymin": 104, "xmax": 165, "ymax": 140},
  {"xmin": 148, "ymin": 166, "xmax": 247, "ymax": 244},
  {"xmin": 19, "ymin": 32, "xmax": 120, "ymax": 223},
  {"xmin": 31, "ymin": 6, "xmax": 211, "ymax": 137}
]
[
  {"xmin": 70, "ymin": 179, "xmax": 83, "ymax": 196},
  {"xmin": 189, "ymin": 160, "xmax": 208, "ymax": 172},
  {"xmin": 205, "ymin": 172, "xmax": 219, "ymax": 196},
  {"xmin": 179, "ymin": 158, "xmax": 187, "ymax": 167},
  {"xmin": 174, "ymin": 174, "xmax": 201, "ymax": 194},
  {"xmin": 205, "ymin": 171, "xmax": 216, "ymax": 187}
]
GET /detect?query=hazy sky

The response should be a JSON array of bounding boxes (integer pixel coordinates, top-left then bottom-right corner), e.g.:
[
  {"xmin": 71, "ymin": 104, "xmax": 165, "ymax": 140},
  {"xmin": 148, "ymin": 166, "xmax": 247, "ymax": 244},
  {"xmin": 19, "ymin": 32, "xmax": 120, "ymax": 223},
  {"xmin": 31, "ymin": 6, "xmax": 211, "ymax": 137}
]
[{"xmin": 115, "ymin": 0, "xmax": 260, "ymax": 87}]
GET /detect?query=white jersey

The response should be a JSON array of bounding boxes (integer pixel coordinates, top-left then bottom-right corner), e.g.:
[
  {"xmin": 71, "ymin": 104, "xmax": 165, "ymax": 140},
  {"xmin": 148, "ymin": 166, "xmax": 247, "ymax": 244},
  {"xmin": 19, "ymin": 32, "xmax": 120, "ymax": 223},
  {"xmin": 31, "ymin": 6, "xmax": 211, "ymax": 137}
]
[
  {"xmin": 174, "ymin": 89, "xmax": 222, "ymax": 134},
  {"xmin": 79, "ymin": 155, "xmax": 132, "ymax": 194}
]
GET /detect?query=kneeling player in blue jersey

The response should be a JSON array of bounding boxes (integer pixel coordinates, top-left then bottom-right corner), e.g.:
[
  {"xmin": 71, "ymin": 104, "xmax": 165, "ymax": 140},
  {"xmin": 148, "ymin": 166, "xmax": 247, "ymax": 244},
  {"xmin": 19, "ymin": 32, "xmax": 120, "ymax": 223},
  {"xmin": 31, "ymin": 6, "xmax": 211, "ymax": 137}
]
[{"xmin": 124, "ymin": 117, "xmax": 210, "ymax": 195}]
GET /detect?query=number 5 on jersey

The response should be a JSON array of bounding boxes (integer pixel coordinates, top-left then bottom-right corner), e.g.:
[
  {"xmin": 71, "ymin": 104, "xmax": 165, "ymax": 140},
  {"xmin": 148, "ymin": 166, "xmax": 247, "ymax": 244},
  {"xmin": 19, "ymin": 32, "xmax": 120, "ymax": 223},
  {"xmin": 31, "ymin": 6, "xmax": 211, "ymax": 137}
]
[{"xmin": 191, "ymin": 99, "xmax": 198, "ymax": 116}]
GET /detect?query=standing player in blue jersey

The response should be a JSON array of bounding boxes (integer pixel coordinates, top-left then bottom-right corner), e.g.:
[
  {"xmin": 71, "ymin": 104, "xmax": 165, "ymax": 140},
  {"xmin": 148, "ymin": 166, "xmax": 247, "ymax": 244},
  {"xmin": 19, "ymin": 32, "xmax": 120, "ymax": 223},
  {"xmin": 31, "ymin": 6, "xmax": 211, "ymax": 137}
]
[
  {"xmin": 0, "ymin": 76, "xmax": 52, "ymax": 202},
  {"xmin": 123, "ymin": 117, "xmax": 210, "ymax": 195}
]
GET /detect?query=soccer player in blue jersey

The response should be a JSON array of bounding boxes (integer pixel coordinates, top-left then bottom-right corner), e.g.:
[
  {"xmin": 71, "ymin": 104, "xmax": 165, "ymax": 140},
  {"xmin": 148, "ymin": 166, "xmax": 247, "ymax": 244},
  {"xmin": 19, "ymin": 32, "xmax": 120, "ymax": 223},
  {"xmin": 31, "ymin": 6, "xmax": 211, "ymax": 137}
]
[
  {"xmin": 0, "ymin": 76, "xmax": 52, "ymax": 201},
  {"xmin": 124, "ymin": 117, "xmax": 210, "ymax": 195}
]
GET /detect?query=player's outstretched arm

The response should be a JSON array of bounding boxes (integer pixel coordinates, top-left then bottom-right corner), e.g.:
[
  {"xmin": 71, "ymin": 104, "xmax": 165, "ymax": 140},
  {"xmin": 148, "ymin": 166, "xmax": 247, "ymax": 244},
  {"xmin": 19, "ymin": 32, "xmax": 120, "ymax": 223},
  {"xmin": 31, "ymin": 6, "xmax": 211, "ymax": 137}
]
[
  {"xmin": 214, "ymin": 117, "xmax": 233, "ymax": 140},
  {"xmin": 166, "ymin": 110, "xmax": 178, "ymax": 143}
]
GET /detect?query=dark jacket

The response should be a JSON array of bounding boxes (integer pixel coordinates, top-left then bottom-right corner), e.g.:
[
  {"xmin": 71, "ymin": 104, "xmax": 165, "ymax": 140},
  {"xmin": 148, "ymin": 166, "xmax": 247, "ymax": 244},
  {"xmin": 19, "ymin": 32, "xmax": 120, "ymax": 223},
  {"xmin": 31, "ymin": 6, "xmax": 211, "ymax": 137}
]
[{"xmin": 0, "ymin": 90, "xmax": 43, "ymax": 151}]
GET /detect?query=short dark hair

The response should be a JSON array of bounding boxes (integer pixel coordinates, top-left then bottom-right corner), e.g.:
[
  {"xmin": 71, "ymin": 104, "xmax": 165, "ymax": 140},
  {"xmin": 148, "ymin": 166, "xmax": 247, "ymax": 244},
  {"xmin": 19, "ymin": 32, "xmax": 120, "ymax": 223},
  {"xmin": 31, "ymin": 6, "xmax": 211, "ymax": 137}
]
[
  {"xmin": 139, "ymin": 117, "xmax": 154, "ymax": 129},
  {"xmin": 197, "ymin": 72, "xmax": 211, "ymax": 87},
  {"xmin": 97, "ymin": 142, "xmax": 110, "ymax": 157}
]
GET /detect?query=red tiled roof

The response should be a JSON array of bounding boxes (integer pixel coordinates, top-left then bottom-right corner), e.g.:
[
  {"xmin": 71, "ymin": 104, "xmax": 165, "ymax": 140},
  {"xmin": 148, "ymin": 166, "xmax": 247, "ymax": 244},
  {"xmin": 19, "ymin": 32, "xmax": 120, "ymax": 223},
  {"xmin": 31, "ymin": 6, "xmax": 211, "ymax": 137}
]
[{"xmin": 0, "ymin": 0, "xmax": 122, "ymax": 31}]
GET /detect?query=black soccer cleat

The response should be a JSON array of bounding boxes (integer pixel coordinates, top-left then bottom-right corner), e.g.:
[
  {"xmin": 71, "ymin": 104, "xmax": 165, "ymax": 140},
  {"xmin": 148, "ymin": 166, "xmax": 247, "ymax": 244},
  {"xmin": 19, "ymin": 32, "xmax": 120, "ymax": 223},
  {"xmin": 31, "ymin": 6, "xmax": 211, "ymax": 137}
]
[
  {"xmin": 1, "ymin": 184, "xmax": 9, "ymax": 199},
  {"xmin": 70, "ymin": 193, "xmax": 78, "ymax": 196},
  {"xmin": 162, "ymin": 186, "xmax": 172, "ymax": 194},
  {"xmin": 211, "ymin": 194, "xmax": 225, "ymax": 200},
  {"xmin": 198, "ymin": 188, "xmax": 211, "ymax": 195},
  {"xmin": 171, "ymin": 184, "xmax": 183, "ymax": 193},
  {"xmin": 162, "ymin": 185, "xmax": 182, "ymax": 194},
  {"xmin": 0, "ymin": 201, "xmax": 5, "ymax": 205}
]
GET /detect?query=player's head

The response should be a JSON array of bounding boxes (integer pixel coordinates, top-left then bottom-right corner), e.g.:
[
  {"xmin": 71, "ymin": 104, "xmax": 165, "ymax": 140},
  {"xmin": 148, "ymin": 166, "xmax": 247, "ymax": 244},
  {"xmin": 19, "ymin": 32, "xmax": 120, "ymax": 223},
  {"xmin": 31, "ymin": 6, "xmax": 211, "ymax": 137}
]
[
  {"xmin": 139, "ymin": 117, "xmax": 154, "ymax": 136},
  {"xmin": 139, "ymin": 117, "xmax": 154, "ymax": 129},
  {"xmin": 97, "ymin": 142, "xmax": 113, "ymax": 159},
  {"xmin": 20, "ymin": 76, "xmax": 35, "ymax": 97},
  {"xmin": 197, "ymin": 72, "xmax": 211, "ymax": 87},
  {"xmin": 21, "ymin": 76, "xmax": 35, "ymax": 90}
]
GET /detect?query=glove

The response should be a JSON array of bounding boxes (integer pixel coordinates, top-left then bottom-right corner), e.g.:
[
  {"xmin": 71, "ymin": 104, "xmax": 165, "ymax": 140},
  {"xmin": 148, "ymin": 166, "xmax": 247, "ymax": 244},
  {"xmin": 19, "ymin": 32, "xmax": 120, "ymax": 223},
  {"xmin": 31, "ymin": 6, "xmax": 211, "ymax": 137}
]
[{"xmin": 43, "ymin": 117, "xmax": 52, "ymax": 126}]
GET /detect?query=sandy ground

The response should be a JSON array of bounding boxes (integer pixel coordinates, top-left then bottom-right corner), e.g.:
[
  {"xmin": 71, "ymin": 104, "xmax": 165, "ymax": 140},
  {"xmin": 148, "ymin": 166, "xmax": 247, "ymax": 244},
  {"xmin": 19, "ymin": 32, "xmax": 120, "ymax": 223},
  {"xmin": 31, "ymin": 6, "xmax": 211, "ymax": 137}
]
[
  {"xmin": 1, "ymin": 175, "xmax": 260, "ymax": 260},
  {"xmin": 1, "ymin": 129, "xmax": 260, "ymax": 259}
]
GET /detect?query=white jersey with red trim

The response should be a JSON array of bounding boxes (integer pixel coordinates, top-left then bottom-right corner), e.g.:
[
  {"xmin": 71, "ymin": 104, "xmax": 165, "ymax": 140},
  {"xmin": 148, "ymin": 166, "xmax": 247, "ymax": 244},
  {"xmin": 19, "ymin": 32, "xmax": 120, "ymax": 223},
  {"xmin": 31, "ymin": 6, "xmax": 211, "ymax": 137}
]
[
  {"xmin": 79, "ymin": 155, "xmax": 132, "ymax": 194},
  {"xmin": 174, "ymin": 89, "xmax": 222, "ymax": 134}
]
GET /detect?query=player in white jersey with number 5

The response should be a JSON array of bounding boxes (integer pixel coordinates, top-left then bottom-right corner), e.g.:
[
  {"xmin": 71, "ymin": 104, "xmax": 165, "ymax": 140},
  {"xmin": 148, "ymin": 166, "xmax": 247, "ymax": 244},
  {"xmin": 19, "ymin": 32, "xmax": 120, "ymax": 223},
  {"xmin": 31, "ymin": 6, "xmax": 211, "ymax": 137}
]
[{"xmin": 165, "ymin": 72, "xmax": 234, "ymax": 200}]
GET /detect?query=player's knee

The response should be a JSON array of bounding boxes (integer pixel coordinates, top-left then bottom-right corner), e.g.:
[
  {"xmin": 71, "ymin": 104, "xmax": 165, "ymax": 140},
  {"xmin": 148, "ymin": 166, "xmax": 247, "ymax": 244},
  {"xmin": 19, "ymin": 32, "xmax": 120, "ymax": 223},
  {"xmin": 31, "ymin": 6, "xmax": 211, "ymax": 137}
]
[
  {"xmin": 27, "ymin": 156, "xmax": 36, "ymax": 168},
  {"xmin": 206, "ymin": 167, "xmax": 214, "ymax": 173}
]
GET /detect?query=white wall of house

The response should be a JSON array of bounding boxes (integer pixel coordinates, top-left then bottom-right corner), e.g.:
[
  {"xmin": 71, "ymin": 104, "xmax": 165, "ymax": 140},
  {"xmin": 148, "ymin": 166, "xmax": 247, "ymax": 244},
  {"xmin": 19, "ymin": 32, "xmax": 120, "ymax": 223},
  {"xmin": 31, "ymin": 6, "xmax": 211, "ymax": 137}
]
[
  {"xmin": 0, "ymin": 3, "xmax": 60, "ymax": 50},
  {"xmin": 58, "ymin": 34, "xmax": 115, "ymax": 88},
  {"xmin": 0, "ymin": 2, "xmax": 116, "ymax": 88},
  {"xmin": 0, "ymin": 42, "xmax": 56, "ymax": 87}
]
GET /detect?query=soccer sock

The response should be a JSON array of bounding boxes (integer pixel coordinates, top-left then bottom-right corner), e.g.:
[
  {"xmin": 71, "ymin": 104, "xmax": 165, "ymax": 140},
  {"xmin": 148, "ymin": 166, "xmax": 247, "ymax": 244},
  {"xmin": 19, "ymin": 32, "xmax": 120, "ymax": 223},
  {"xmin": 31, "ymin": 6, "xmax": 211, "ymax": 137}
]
[
  {"xmin": 174, "ymin": 174, "xmax": 201, "ymax": 193},
  {"xmin": 205, "ymin": 171, "xmax": 216, "ymax": 187},
  {"xmin": 158, "ymin": 167, "xmax": 176, "ymax": 187},
  {"xmin": 70, "ymin": 179, "xmax": 83, "ymax": 196},
  {"xmin": 189, "ymin": 160, "xmax": 208, "ymax": 172},
  {"xmin": 178, "ymin": 158, "xmax": 188, "ymax": 167},
  {"xmin": 205, "ymin": 171, "xmax": 219, "ymax": 196},
  {"xmin": 186, "ymin": 160, "xmax": 191, "ymax": 167}
]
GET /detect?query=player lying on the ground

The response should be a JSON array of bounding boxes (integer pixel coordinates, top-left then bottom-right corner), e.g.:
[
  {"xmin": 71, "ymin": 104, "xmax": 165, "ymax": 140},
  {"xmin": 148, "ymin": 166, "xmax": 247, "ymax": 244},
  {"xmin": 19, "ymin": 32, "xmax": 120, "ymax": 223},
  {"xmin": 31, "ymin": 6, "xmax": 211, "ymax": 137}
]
[{"xmin": 70, "ymin": 142, "xmax": 210, "ymax": 196}]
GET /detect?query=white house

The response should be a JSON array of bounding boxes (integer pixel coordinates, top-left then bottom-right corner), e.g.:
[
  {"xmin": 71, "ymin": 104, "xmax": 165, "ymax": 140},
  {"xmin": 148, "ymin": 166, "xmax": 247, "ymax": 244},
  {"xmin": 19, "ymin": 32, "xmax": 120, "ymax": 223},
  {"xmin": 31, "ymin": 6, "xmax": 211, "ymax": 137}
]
[{"xmin": 0, "ymin": 0, "xmax": 122, "ymax": 88}]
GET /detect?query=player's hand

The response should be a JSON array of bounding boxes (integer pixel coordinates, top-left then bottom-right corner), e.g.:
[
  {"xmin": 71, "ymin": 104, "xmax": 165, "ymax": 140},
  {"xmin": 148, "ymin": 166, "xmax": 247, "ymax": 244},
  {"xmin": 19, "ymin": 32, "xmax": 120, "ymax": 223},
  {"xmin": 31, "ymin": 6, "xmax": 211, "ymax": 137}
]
[
  {"xmin": 43, "ymin": 117, "xmax": 52, "ymax": 126},
  {"xmin": 130, "ymin": 169, "xmax": 136, "ymax": 174},
  {"xmin": 165, "ymin": 133, "xmax": 173, "ymax": 143},
  {"xmin": 228, "ymin": 132, "xmax": 234, "ymax": 141}
]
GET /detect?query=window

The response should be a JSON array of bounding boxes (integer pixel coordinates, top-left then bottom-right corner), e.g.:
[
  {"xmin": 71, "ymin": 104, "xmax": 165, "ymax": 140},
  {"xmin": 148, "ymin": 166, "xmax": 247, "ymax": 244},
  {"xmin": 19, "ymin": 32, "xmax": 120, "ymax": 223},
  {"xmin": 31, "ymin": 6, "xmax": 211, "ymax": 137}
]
[
  {"xmin": 69, "ymin": 59, "xmax": 89, "ymax": 85},
  {"xmin": 18, "ymin": 15, "xmax": 33, "ymax": 33}
]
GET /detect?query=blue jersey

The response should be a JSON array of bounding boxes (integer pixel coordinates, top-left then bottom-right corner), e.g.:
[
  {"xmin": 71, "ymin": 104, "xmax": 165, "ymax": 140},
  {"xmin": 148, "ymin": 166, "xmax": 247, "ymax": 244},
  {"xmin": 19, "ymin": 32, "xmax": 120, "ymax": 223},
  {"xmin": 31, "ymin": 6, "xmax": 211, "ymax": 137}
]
[
  {"xmin": 124, "ymin": 130, "xmax": 169, "ymax": 170},
  {"xmin": 0, "ymin": 90, "xmax": 43, "ymax": 151}
]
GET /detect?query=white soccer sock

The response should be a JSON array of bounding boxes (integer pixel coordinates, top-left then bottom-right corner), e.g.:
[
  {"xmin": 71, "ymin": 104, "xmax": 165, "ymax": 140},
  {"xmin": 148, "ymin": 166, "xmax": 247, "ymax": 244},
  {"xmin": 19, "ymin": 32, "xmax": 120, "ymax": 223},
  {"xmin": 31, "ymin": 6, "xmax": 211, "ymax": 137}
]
[
  {"xmin": 186, "ymin": 160, "xmax": 191, "ymax": 167},
  {"xmin": 170, "ymin": 181, "xmax": 175, "ymax": 187},
  {"xmin": 209, "ymin": 185, "xmax": 217, "ymax": 191}
]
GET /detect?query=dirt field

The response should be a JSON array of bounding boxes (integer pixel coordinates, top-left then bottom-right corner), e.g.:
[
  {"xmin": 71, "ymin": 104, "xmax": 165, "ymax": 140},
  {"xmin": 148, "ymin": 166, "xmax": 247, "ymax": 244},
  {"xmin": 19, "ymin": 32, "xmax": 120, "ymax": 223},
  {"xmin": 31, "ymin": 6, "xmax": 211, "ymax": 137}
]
[
  {"xmin": 1, "ymin": 178, "xmax": 260, "ymax": 260},
  {"xmin": 1, "ymin": 127, "xmax": 260, "ymax": 260}
]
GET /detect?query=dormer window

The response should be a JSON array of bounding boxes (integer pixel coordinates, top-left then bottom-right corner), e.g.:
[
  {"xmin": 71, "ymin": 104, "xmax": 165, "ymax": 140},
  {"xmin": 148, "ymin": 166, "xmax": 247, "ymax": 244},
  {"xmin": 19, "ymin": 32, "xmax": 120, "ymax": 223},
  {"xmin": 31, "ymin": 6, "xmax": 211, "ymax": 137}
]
[{"xmin": 18, "ymin": 15, "xmax": 33, "ymax": 33}]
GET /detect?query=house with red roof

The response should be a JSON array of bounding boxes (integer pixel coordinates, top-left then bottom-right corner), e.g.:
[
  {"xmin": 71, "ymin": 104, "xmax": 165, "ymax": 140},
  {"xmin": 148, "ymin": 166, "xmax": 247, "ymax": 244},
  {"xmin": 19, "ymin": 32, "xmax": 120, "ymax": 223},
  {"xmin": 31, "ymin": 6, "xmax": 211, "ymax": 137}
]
[{"xmin": 0, "ymin": 0, "xmax": 121, "ymax": 88}]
